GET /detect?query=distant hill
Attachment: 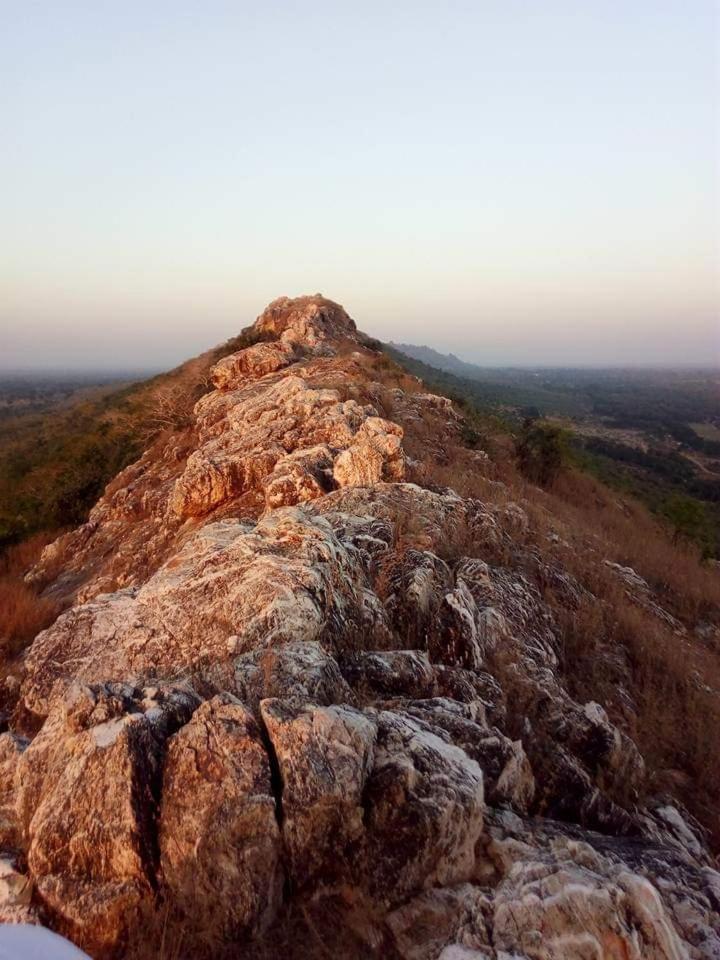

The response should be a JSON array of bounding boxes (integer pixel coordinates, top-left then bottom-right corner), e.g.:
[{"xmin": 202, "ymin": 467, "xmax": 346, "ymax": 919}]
[{"xmin": 389, "ymin": 342, "xmax": 489, "ymax": 379}]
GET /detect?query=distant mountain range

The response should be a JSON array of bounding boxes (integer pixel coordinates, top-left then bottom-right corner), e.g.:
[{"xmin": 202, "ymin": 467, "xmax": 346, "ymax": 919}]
[{"xmin": 388, "ymin": 342, "xmax": 487, "ymax": 378}]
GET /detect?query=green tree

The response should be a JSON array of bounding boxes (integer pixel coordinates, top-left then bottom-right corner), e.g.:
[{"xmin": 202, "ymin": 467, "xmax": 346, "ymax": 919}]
[
  {"xmin": 515, "ymin": 418, "xmax": 568, "ymax": 488},
  {"xmin": 663, "ymin": 494, "xmax": 712, "ymax": 554}
]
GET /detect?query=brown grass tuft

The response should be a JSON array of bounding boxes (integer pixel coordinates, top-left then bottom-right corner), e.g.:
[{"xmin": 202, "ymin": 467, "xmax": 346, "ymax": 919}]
[
  {"xmin": 0, "ymin": 579, "xmax": 60, "ymax": 658},
  {"xmin": 0, "ymin": 532, "xmax": 62, "ymax": 660},
  {"xmin": 409, "ymin": 408, "xmax": 720, "ymax": 848}
]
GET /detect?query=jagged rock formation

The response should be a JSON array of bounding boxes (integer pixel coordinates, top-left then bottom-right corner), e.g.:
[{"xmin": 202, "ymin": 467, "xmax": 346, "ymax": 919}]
[{"xmin": 2, "ymin": 296, "xmax": 718, "ymax": 958}]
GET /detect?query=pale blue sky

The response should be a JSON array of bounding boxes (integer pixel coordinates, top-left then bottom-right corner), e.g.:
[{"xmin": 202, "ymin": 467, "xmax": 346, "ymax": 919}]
[{"xmin": 2, "ymin": 1, "xmax": 718, "ymax": 368}]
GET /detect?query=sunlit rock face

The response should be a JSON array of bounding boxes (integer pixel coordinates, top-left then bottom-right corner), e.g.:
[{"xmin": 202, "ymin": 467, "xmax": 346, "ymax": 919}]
[{"xmin": 5, "ymin": 295, "xmax": 719, "ymax": 958}]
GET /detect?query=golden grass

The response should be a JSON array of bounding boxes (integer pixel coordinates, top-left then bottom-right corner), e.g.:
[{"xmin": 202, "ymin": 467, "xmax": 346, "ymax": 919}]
[
  {"xmin": 0, "ymin": 533, "xmax": 61, "ymax": 659},
  {"xmin": 409, "ymin": 407, "xmax": 720, "ymax": 847}
]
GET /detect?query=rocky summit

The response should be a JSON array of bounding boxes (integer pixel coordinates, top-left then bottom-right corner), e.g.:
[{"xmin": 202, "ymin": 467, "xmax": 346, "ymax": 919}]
[{"xmin": 1, "ymin": 295, "xmax": 718, "ymax": 958}]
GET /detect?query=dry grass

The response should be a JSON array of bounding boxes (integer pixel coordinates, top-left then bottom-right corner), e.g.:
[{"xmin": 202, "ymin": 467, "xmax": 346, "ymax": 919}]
[
  {"xmin": 408, "ymin": 410, "xmax": 720, "ymax": 847},
  {"xmin": 420, "ymin": 436, "xmax": 720, "ymax": 624},
  {"xmin": 556, "ymin": 587, "xmax": 720, "ymax": 845},
  {"xmin": 0, "ymin": 533, "xmax": 61, "ymax": 659},
  {"xmin": 538, "ymin": 468, "xmax": 720, "ymax": 620}
]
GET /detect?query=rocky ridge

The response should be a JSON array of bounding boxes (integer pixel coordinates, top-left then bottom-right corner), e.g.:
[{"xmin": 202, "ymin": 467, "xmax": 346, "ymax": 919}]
[{"xmin": 0, "ymin": 295, "xmax": 718, "ymax": 958}]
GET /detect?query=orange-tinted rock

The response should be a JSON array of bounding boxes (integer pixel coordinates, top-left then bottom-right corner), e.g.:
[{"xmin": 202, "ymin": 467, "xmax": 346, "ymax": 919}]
[
  {"xmin": 254, "ymin": 295, "xmax": 357, "ymax": 347},
  {"xmin": 261, "ymin": 699, "xmax": 376, "ymax": 887},
  {"xmin": 159, "ymin": 695, "xmax": 283, "ymax": 944},
  {"xmin": 333, "ymin": 417, "xmax": 405, "ymax": 487},
  {"xmin": 210, "ymin": 340, "xmax": 296, "ymax": 389},
  {"xmin": 0, "ymin": 731, "xmax": 27, "ymax": 850},
  {"xmin": 16, "ymin": 682, "xmax": 198, "ymax": 957}
]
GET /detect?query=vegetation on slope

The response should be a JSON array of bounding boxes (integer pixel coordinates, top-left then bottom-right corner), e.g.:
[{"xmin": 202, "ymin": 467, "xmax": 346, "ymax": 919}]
[
  {"xmin": 387, "ymin": 345, "xmax": 720, "ymax": 557},
  {"xmin": 363, "ymin": 348, "xmax": 720, "ymax": 845},
  {"xmin": 0, "ymin": 328, "xmax": 265, "ymax": 551}
]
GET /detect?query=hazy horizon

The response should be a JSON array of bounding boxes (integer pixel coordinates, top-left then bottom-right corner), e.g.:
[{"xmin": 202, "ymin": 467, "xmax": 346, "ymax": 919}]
[{"xmin": 3, "ymin": 2, "xmax": 718, "ymax": 369}]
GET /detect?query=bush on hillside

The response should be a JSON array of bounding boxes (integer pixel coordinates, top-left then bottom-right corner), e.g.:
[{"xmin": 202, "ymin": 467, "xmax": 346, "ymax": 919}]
[{"xmin": 515, "ymin": 418, "xmax": 569, "ymax": 487}]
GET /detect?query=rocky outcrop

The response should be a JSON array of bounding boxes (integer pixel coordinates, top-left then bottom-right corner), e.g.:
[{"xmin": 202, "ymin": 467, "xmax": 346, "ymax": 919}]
[
  {"xmin": 0, "ymin": 732, "xmax": 27, "ymax": 850},
  {"xmin": 261, "ymin": 699, "xmax": 376, "ymax": 888},
  {"xmin": 4, "ymin": 296, "xmax": 719, "ymax": 958},
  {"xmin": 159, "ymin": 694, "xmax": 283, "ymax": 945},
  {"xmin": 15, "ymin": 682, "xmax": 198, "ymax": 956},
  {"xmin": 362, "ymin": 710, "xmax": 485, "ymax": 900}
]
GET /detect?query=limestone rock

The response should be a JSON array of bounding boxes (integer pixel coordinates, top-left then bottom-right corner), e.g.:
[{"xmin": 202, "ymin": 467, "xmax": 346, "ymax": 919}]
[
  {"xmin": 261, "ymin": 699, "xmax": 376, "ymax": 887},
  {"xmin": 20, "ymin": 510, "xmax": 374, "ymax": 720},
  {"xmin": 340, "ymin": 650, "xmax": 436, "ymax": 700},
  {"xmin": 0, "ymin": 853, "xmax": 35, "ymax": 925},
  {"xmin": 159, "ymin": 694, "xmax": 283, "ymax": 944},
  {"xmin": 16, "ymin": 682, "xmax": 198, "ymax": 957},
  {"xmin": 210, "ymin": 339, "xmax": 296, "ymax": 389},
  {"xmin": 170, "ymin": 375, "xmax": 393, "ymax": 519},
  {"xmin": 262, "ymin": 444, "xmax": 335, "ymax": 509},
  {"xmin": 400, "ymin": 698, "xmax": 535, "ymax": 813},
  {"xmin": 386, "ymin": 884, "xmax": 490, "ymax": 960},
  {"xmin": 0, "ymin": 731, "xmax": 28, "ymax": 849},
  {"xmin": 432, "ymin": 581, "xmax": 484, "ymax": 670},
  {"xmin": 231, "ymin": 641, "xmax": 354, "ymax": 714},
  {"xmin": 8, "ymin": 296, "xmax": 719, "ymax": 959},
  {"xmin": 254, "ymin": 294, "xmax": 357, "ymax": 348},
  {"xmin": 333, "ymin": 417, "xmax": 405, "ymax": 488},
  {"xmin": 362, "ymin": 710, "xmax": 484, "ymax": 901}
]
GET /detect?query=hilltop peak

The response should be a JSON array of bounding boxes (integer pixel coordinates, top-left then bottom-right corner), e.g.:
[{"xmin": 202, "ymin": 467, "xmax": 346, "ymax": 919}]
[{"xmin": 253, "ymin": 294, "xmax": 357, "ymax": 347}]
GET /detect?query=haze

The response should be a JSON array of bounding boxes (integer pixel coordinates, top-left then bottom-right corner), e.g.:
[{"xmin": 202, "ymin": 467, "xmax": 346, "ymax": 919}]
[{"xmin": 2, "ymin": 1, "xmax": 718, "ymax": 370}]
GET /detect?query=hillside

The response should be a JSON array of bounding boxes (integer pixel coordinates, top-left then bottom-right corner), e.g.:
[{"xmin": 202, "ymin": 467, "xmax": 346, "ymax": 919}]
[
  {"xmin": 0, "ymin": 296, "xmax": 719, "ymax": 959},
  {"xmin": 0, "ymin": 333, "xmax": 263, "ymax": 551},
  {"xmin": 388, "ymin": 344, "xmax": 720, "ymax": 557}
]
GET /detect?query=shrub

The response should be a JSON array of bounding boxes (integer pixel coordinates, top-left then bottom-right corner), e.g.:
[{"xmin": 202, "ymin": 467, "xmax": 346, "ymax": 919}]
[
  {"xmin": 0, "ymin": 579, "xmax": 60, "ymax": 659},
  {"xmin": 515, "ymin": 418, "xmax": 569, "ymax": 487},
  {"xmin": 0, "ymin": 533, "xmax": 61, "ymax": 660},
  {"xmin": 663, "ymin": 493, "xmax": 713, "ymax": 554}
]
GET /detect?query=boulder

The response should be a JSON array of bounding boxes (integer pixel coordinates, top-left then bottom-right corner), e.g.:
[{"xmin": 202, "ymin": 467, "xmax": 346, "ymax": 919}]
[
  {"xmin": 401, "ymin": 698, "xmax": 535, "ymax": 813},
  {"xmin": 16, "ymin": 681, "xmax": 198, "ymax": 957},
  {"xmin": 362, "ymin": 711, "xmax": 484, "ymax": 901},
  {"xmin": 261, "ymin": 699, "xmax": 376, "ymax": 887},
  {"xmin": 0, "ymin": 731, "xmax": 28, "ymax": 849},
  {"xmin": 210, "ymin": 339, "xmax": 296, "ymax": 389},
  {"xmin": 254, "ymin": 295, "xmax": 357, "ymax": 348},
  {"xmin": 232, "ymin": 641, "xmax": 353, "ymax": 713},
  {"xmin": 341, "ymin": 650, "xmax": 435, "ymax": 700},
  {"xmin": 159, "ymin": 694, "xmax": 283, "ymax": 944},
  {"xmin": 333, "ymin": 417, "xmax": 405, "ymax": 488},
  {"xmin": 263, "ymin": 444, "xmax": 335, "ymax": 509}
]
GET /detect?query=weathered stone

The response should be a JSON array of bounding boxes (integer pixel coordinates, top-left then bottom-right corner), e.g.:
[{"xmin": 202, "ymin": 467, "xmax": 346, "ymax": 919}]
[
  {"xmin": 20, "ymin": 510, "xmax": 376, "ymax": 720},
  {"xmin": 210, "ymin": 339, "xmax": 296, "ymax": 389},
  {"xmin": 341, "ymin": 650, "xmax": 435, "ymax": 700},
  {"xmin": 0, "ymin": 853, "xmax": 35, "ymax": 924},
  {"xmin": 333, "ymin": 417, "xmax": 405, "ymax": 488},
  {"xmin": 0, "ymin": 731, "xmax": 28, "ymax": 849},
  {"xmin": 431, "ymin": 581, "xmax": 484, "ymax": 670},
  {"xmin": 263, "ymin": 444, "xmax": 335, "ymax": 509},
  {"xmin": 159, "ymin": 694, "xmax": 283, "ymax": 944},
  {"xmin": 362, "ymin": 711, "xmax": 484, "ymax": 901},
  {"xmin": 401, "ymin": 698, "xmax": 535, "ymax": 813},
  {"xmin": 16, "ymin": 681, "xmax": 198, "ymax": 957},
  {"xmin": 386, "ymin": 884, "xmax": 490, "ymax": 960},
  {"xmin": 10, "ymin": 295, "xmax": 719, "ymax": 959},
  {"xmin": 261, "ymin": 699, "xmax": 376, "ymax": 887},
  {"xmin": 232, "ymin": 641, "xmax": 353, "ymax": 713},
  {"xmin": 254, "ymin": 294, "xmax": 357, "ymax": 348}
]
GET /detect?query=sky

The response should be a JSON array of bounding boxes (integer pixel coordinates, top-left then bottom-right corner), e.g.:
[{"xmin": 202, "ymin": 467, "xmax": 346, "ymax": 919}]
[{"xmin": 2, "ymin": 0, "xmax": 718, "ymax": 370}]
